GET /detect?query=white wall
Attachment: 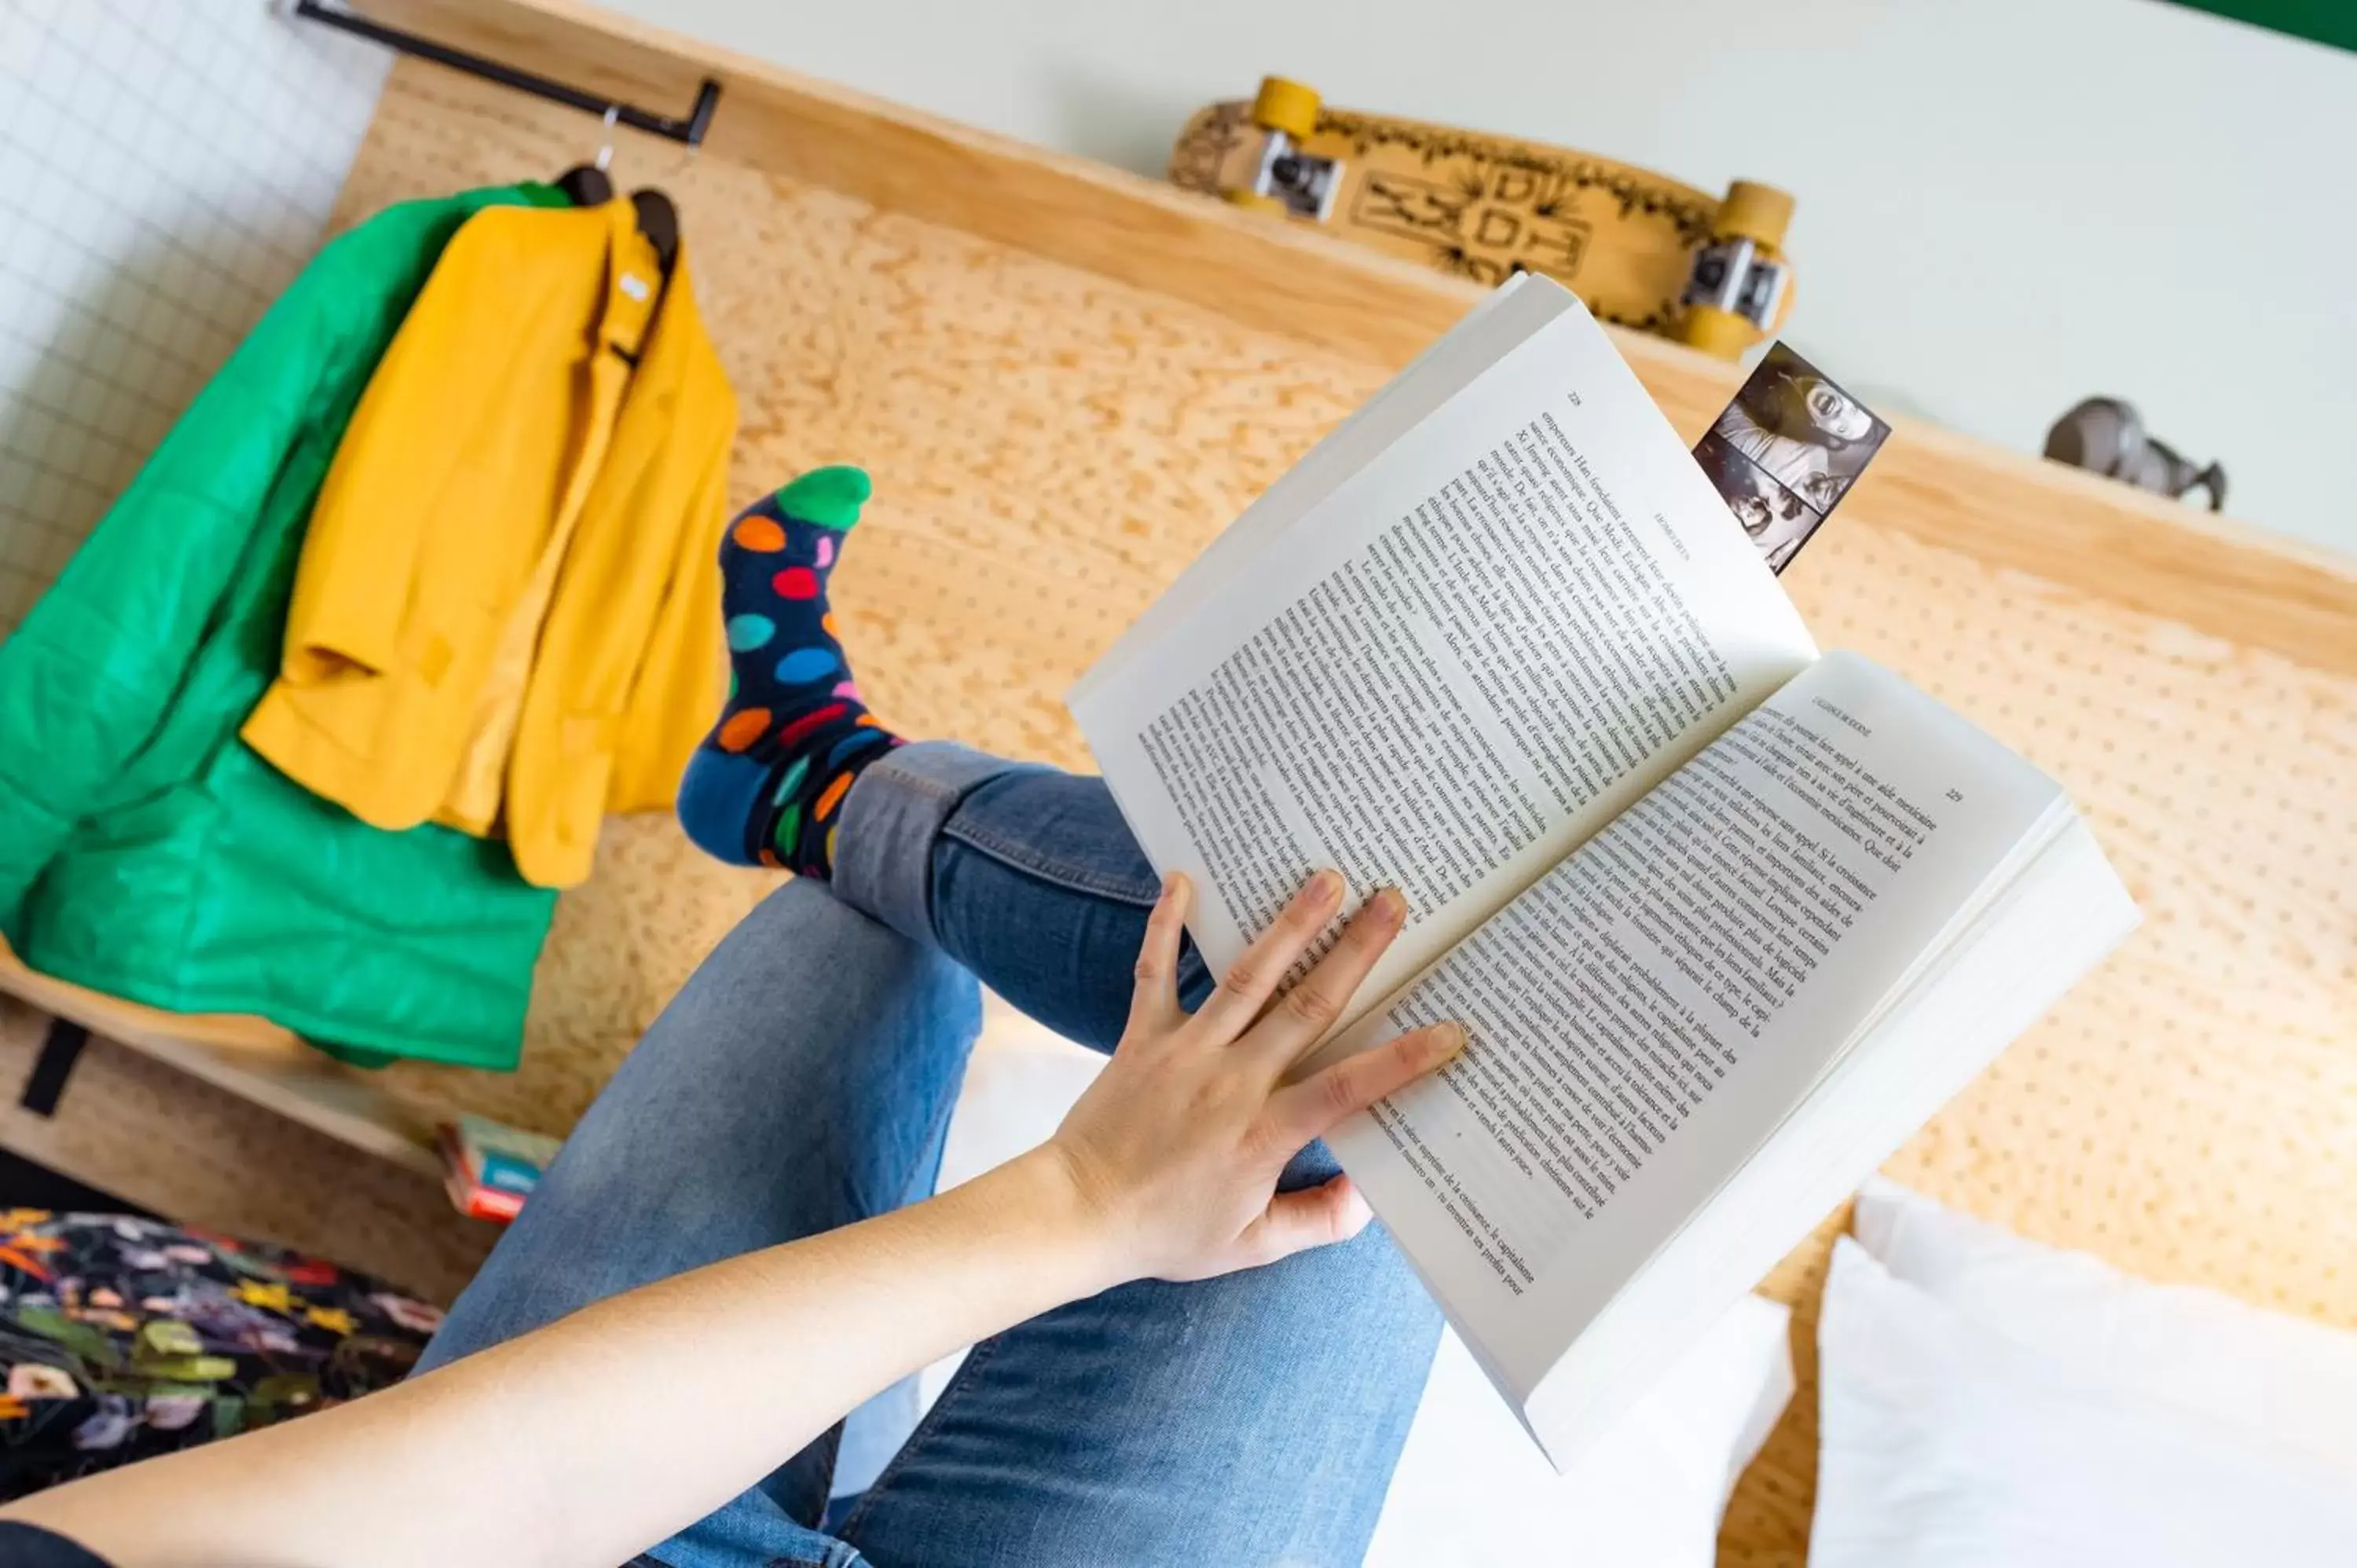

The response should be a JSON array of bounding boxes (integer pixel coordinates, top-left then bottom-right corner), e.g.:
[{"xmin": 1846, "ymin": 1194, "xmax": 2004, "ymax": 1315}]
[
  {"xmin": 0, "ymin": 0, "xmax": 388, "ymax": 633},
  {"xmin": 605, "ymin": 0, "xmax": 2357, "ymax": 557}
]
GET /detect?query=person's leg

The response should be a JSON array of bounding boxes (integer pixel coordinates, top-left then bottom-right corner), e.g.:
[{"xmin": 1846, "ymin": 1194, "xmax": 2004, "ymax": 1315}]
[
  {"xmin": 831, "ymin": 745, "xmax": 1212, "ymax": 1052},
  {"xmin": 675, "ymin": 466, "xmax": 904, "ymax": 881},
  {"xmin": 669, "ymin": 461, "xmax": 1205, "ymax": 1050},
  {"xmin": 416, "ymin": 877, "xmax": 982, "ymax": 1568},
  {"xmin": 664, "ymin": 463, "xmax": 1442, "ymax": 1558},
  {"xmin": 834, "ymin": 1141, "xmax": 1444, "ymax": 1567},
  {"xmin": 826, "ymin": 749, "xmax": 1449, "ymax": 1561}
]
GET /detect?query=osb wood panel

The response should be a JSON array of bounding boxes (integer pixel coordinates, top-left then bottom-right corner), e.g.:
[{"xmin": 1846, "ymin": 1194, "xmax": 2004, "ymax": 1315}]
[
  {"xmin": 360, "ymin": 0, "xmax": 2357, "ymax": 687},
  {"xmin": 338, "ymin": 65, "xmax": 1409, "ymax": 1141},
  {"xmin": 324, "ymin": 60, "xmax": 2354, "ymax": 1565},
  {"xmin": 346, "ymin": 0, "xmax": 1496, "ymax": 372}
]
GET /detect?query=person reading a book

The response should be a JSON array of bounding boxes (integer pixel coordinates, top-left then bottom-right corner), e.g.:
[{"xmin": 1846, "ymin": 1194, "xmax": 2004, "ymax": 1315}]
[
  {"xmin": 10, "ymin": 271, "xmax": 2135, "ymax": 1565},
  {"xmin": 648, "ymin": 408, "xmax": 2124, "ymax": 1485},
  {"xmin": 0, "ymin": 470, "xmax": 1470, "ymax": 1566}
]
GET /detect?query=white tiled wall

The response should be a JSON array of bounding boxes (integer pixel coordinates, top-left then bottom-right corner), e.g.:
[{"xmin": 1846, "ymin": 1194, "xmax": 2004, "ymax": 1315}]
[{"xmin": 0, "ymin": 0, "xmax": 390, "ymax": 635}]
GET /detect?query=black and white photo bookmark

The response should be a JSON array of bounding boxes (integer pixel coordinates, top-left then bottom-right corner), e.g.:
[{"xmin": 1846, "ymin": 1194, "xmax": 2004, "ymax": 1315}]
[{"xmin": 1694, "ymin": 343, "xmax": 1890, "ymax": 574}]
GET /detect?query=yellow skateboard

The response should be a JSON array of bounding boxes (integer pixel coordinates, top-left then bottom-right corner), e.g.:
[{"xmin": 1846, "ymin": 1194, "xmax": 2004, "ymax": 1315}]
[{"xmin": 1171, "ymin": 77, "xmax": 1795, "ymax": 358}]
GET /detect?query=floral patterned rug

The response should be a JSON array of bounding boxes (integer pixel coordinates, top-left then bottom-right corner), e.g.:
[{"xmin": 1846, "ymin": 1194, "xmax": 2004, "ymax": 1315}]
[{"xmin": 0, "ymin": 1210, "xmax": 443, "ymax": 1497}]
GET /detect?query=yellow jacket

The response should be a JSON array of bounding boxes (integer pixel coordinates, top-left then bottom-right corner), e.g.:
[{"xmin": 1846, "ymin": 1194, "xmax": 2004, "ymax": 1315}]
[{"xmin": 242, "ymin": 200, "xmax": 736, "ymax": 888}]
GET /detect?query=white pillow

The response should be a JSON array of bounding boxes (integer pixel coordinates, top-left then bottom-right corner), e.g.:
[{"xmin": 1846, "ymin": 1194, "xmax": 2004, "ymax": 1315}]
[
  {"xmin": 1853, "ymin": 1176, "xmax": 2357, "ymax": 1473},
  {"xmin": 932, "ymin": 1000, "xmax": 1794, "ymax": 1566},
  {"xmin": 1811, "ymin": 1237, "xmax": 2357, "ymax": 1568}
]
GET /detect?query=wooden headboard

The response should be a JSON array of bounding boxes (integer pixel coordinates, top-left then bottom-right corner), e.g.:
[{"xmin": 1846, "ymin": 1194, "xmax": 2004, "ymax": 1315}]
[{"xmin": 299, "ymin": 2, "xmax": 2357, "ymax": 1559}]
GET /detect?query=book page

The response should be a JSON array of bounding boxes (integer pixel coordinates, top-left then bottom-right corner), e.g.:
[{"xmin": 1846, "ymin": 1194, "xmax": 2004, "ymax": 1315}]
[
  {"xmin": 1523, "ymin": 814, "xmax": 2136, "ymax": 1464},
  {"xmin": 1072, "ymin": 278, "xmax": 1818, "ymax": 1024},
  {"xmin": 1321, "ymin": 652, "xmax": 2062, "ymax": 1402},
  {"xmin": 1069, "ymin": 276, "xmax": 1552, "ymax": 706}
]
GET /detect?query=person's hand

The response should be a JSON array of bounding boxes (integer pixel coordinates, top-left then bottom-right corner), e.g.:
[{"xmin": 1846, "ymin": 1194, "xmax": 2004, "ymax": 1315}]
[{"xmin": 1039, "ymin": 869, "xmax": 1464, "ymax": 1285}]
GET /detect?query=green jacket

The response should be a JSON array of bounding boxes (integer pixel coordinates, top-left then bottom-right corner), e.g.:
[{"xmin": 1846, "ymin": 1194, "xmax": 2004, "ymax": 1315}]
[{"xmin": 0, "ymin": 185, "xmax": 570, "ymax": 1070}]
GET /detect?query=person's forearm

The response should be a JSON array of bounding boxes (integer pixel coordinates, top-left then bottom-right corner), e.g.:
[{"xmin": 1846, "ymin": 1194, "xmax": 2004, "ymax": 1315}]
[{"xmin": 5, "ymin": 1149, "xmax": 1120, "ymax": 1568}]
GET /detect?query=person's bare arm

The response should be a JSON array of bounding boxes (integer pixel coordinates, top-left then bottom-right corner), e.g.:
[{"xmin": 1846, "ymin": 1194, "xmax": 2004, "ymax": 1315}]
[{"xmin": 4, "ymin": 872, "xmax": 1460, "ymax": 1568}]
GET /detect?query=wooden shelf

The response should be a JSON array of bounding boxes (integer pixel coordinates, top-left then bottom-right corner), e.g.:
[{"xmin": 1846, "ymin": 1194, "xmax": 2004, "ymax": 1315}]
[{"xmin": 0, "ymin": 941, "xmax": 440, "ymax": 1178}]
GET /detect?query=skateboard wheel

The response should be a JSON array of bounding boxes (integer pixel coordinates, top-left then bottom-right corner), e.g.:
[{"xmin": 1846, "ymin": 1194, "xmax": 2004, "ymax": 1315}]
[
  {"xmin": 1677, "ymin": 303, "xmax": 1759, "ymax": 359},
  {"xmin": 1249, "ymin": 76, "xmax": 1321, "ymax": 141},
  {"xmin": 1222, "ymin": 188, "xmax": 1287, "ymax": 214},
  {"xmin": 1716, "ymin": 181, "xmax": 1794, "ymax": 249}
]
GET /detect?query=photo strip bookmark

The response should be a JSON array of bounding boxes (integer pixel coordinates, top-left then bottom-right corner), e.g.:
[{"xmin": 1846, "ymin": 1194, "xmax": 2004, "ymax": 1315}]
[{"xmin": 1694, "ymin": 343, "xmax": 1890, "ymax": 574}]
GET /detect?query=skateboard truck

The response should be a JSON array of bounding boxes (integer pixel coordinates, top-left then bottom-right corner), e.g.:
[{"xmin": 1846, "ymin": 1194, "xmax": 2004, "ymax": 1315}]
[
  {"xmin": 1226, "ymin": 76, "xmax": 1342, "ymax": 221},
  {"xmin": 1676, "ymin": 181, "xmax": 1794, "ymax": 357}
]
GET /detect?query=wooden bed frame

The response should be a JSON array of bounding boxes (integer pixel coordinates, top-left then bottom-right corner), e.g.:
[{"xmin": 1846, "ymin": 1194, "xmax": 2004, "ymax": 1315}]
[{"xmin": 5, "ymin": 3, "xmax": 2351, "ymax": 1559}]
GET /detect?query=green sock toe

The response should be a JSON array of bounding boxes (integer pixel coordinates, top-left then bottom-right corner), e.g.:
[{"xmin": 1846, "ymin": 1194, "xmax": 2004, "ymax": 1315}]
[{"xmin": 773, "ymin": 464, "xmax": 872, "ymax": 531}]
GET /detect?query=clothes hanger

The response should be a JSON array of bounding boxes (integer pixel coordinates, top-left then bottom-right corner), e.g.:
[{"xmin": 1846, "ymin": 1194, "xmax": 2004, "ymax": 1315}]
[
  {"xmin": 555, "ymin": 163, "xmax": 613, "ymax": 205},
  {"xmin": 626, "ymin": 125, "xmax": 706, "ymax": 282},
  {"xmin": 629, "ymin": 188, "xmax": 680, "ymax": 278},
  {"xmin": 552, "ymin": 104, "xmax": 679, "ymax": 278},
  {"xmin": 553, "ymin": 105, "xmax": 620, "ymax": 207}
]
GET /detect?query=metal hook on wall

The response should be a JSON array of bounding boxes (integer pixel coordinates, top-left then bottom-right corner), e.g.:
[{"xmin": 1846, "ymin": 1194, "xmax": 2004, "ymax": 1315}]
[{"xmin": 593, "ymin": 104, "xmax": 619, "ymax": 173}]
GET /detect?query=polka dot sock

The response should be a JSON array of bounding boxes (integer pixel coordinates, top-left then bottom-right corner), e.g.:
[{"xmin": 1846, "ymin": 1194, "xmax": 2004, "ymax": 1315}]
[{"xmin": 676, "ymin": 464, "xmax": 900, "ymax": 877}]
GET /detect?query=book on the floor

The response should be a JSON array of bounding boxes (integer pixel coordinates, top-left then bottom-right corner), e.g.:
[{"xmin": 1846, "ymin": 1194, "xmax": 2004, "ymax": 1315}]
[
  {"xmin": 1067, "ymin": 274, "xmax": 2139, "ymax": 1467},
  {"xmin": 439, "ymin": 1113, "xmax": 563, "ymax": 1224}
]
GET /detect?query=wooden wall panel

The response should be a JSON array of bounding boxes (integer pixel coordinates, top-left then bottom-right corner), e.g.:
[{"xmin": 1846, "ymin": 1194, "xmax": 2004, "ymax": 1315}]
[
  {"xmin": 353, "ymin": 0, "xmax": 2357, "ymax": 682},
  {"xmin": 317, "ymin": 50, "xmax": 2357, "ymax": 1560}
]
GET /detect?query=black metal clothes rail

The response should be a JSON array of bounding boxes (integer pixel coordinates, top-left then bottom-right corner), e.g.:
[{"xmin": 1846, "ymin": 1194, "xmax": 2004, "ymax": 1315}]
[{"xmin": 291, "ymin": 0, "xmax": 721, "ymax": 146}]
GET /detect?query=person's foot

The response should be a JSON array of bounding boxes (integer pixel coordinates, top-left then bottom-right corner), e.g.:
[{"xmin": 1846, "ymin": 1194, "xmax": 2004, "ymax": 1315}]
[{"xmin": 676, "ymin": 465, "xmax": 901, "ymax": 876}]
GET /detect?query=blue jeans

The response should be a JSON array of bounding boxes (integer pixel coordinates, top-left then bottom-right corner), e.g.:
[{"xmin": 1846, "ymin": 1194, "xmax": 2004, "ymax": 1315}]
[{"xmin": 417, "ymin": 744, "xmax": 1442, "ymax": 1567}]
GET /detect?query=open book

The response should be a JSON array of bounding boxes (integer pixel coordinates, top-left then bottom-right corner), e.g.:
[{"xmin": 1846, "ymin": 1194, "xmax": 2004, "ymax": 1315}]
[{"xmin": 1068, "ymin": 275, "xmax": 2139, "ymax": 1467}]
